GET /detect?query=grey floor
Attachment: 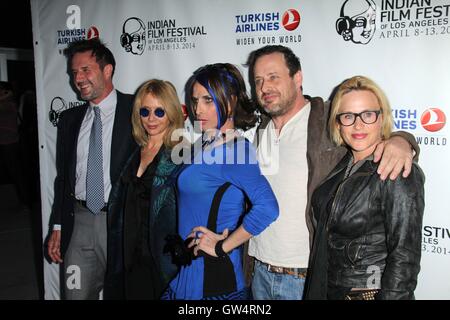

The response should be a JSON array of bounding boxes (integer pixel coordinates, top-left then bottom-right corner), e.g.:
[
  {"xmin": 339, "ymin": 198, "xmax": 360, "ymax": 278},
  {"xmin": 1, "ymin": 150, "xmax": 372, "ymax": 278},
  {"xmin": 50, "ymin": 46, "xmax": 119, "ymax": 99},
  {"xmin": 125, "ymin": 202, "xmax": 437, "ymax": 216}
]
[{"xmin": 0, "ymin": 184, "xmax": 43, "ymax": 299}]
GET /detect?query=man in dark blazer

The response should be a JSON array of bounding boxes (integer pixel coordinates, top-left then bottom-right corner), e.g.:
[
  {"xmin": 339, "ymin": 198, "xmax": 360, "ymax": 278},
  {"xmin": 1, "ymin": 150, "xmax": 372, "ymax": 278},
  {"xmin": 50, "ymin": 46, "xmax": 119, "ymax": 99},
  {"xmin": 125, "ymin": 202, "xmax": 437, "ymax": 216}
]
[{"xmin": 47, "ymin": 38, "xmax": 136, "ymax": 299}]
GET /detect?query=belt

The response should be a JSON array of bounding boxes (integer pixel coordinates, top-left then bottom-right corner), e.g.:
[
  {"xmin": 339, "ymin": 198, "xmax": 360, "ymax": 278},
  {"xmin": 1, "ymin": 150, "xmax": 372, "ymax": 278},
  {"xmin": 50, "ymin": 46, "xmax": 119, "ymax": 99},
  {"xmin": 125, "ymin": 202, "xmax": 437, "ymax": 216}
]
[
  {"xmin": 75, "ymin": 199, "xmax": 107, "ymax": 212},
  {"xmin": 261, "ymin": 261, "xmax": 308, "ymax": 278},
  {"xmin": 345, "ymin": 289, "xmax": 379, "ymax": 300}
]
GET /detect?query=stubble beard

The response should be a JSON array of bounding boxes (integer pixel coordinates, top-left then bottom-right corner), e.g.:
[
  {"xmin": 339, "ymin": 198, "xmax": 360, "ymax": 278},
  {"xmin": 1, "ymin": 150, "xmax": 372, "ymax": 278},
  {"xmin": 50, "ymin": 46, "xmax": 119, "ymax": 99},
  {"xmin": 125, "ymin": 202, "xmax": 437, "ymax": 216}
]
[
  {"xmin": 80, "ymin": 81, "xmax": 104, "ymax": 102},
  {"xmin": 260, "ymin": 89, "xmax": 298, "ymax": 118}
]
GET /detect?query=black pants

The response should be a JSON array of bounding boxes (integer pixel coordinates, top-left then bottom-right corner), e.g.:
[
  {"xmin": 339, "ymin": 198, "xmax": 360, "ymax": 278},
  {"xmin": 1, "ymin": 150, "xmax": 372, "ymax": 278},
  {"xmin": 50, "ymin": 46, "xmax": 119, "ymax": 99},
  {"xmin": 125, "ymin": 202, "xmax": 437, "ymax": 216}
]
[
  {"xmin": 327, "ymin": 284, "xmax": 352, "ymax": 300},
  {"xmin": 125, "ymin": 230, "xmax": 163, "ymax": 300}
]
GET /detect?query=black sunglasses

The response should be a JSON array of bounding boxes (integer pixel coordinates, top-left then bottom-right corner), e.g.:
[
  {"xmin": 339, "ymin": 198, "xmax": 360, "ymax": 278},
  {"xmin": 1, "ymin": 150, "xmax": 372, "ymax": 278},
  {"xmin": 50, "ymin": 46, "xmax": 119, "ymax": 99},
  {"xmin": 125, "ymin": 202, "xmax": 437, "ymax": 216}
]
[{"xmin": 139, "ymin": 107, "xmax": 165, "ymax": 118}]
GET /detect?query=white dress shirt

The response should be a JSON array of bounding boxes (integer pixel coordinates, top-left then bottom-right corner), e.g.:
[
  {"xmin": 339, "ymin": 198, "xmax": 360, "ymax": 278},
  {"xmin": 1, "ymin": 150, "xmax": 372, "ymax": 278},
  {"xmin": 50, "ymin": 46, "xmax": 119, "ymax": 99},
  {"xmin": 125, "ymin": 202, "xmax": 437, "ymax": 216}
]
[
  {"xmin": 74, "ymin": 89, "xmax": 117, "ymax": 203},
  {"xmin": 54, "ymin": 90, "xmax": 118, "ymax": 230}
]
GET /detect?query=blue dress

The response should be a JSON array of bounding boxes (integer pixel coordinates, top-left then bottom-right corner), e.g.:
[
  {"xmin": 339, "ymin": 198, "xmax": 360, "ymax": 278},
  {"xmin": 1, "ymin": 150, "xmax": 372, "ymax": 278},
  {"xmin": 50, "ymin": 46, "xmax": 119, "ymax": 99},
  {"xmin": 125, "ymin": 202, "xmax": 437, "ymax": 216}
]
[{"xmin": 166, "ymin": 136, "xmax": 279, "ymax": 299}]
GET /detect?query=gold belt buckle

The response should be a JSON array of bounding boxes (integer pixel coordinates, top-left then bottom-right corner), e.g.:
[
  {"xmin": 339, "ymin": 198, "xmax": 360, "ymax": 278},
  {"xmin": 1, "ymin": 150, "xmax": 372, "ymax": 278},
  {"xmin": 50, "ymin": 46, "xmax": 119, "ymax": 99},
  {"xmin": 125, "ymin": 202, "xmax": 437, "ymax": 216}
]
[{"xmin": 345, "ymin": 289, "xmax": 379, "ymax": 300}]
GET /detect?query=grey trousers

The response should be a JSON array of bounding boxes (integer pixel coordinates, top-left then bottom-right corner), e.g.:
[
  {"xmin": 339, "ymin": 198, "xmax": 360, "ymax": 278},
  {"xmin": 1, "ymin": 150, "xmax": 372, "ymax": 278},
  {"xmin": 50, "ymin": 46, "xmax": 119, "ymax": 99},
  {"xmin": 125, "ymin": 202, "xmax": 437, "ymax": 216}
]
[{"xmin": 63, "ymin": 202, "xmax": 107, "ymax": 300}]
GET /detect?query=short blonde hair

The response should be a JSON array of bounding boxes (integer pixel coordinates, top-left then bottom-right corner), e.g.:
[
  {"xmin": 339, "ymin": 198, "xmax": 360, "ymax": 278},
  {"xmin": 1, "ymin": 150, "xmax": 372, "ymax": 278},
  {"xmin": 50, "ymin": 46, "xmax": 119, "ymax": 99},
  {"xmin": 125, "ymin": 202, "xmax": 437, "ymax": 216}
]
[
  {"xmin": 131, "ymin": 79, "xmax": 184, "ymax": 148},
  {"xmin": 329, "ymin": 75, "xmax": 393, "ymax": 146}
]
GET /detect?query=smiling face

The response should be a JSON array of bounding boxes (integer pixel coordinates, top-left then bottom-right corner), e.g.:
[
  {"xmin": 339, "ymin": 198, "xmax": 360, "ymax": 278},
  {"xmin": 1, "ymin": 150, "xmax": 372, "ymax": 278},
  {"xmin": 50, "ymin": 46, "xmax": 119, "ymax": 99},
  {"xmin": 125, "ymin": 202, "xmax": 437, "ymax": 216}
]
[
  {"xmin": 139, "ymin": 93, "xmax": 169, "ymax": 139},
  {"xmin": 192, "ymin": 81, "xmax": 218, "ymax": 132},
  {"xmin": 338, "ymin": 90, "xmax": 383, "ymax": 162},
  {"xmin": 71, "ymin": 50, "xmax": 113, "ymax": 104}
]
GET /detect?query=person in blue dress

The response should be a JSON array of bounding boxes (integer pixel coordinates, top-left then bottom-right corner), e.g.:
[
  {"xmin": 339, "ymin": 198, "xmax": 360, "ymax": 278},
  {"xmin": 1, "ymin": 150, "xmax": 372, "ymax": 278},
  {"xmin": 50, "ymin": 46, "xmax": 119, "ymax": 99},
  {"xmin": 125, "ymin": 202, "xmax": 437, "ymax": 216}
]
[{"xmin": 163, "ymin": 63, "xmax": 279, "ymax": 300}]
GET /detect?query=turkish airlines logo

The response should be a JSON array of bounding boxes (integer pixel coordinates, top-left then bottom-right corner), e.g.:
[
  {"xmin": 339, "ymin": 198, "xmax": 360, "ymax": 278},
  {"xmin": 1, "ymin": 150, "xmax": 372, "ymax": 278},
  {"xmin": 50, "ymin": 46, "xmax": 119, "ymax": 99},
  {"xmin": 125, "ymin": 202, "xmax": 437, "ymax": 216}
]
[
  {"xmin": 282, "ymin": 9, "xmax": 301, "ymax": 31},
  {"xmin": 421, "ymin": 108, "xmax": 446, "ymax": 132},
  {"xmin": 87, "ymin": 26, "xmax": 100, "ymax": 40}
]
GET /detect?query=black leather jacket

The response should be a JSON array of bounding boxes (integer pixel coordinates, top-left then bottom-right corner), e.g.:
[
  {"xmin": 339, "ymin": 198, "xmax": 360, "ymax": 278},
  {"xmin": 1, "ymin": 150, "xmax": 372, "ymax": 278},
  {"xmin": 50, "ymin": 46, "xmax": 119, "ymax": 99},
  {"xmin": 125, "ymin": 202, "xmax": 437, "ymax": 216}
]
[{"xmin": 305, "ymin": 152, "xmax": 425, "ymax": 300}]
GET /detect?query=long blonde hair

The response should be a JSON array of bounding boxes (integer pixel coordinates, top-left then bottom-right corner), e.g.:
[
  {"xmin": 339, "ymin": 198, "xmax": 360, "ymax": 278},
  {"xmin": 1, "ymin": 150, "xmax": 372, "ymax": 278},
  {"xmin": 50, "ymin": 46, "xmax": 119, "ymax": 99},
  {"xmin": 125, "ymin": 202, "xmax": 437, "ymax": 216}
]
[{"xmin": 131, "ymin": 79, "xmax": 184, "ymax": 148}]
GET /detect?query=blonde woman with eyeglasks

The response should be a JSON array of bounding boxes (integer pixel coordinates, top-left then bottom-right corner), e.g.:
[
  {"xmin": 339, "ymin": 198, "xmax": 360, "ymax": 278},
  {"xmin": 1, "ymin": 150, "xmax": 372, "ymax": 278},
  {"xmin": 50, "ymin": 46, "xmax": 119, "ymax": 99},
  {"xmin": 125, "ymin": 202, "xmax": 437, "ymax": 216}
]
[{"xmin": 304, "ymin": 76, "xmax": 425, "ymax": 300}]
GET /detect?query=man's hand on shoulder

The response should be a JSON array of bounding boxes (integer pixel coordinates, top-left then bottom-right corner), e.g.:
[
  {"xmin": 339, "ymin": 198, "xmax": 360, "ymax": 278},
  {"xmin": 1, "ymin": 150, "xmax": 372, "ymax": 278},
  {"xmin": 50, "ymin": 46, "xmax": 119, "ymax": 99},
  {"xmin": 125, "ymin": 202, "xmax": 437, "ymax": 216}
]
[{"xmin": 373, "ymin": 136, "xmax": 413, "ymax": 180}]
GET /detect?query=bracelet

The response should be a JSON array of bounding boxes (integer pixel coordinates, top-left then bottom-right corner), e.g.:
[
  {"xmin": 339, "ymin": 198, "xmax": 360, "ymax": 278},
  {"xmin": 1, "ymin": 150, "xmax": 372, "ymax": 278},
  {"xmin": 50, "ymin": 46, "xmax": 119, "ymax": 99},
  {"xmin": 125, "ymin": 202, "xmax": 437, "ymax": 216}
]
[{"xmin": 214, "ymin": 239, "xmax": 227, "ymax": 259}]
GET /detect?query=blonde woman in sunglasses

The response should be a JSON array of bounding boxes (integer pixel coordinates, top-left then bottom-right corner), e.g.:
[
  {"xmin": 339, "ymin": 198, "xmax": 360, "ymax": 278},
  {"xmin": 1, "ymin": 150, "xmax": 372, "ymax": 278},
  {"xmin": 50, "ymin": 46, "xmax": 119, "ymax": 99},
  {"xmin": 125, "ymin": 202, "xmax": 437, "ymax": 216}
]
[{"xmin": 105, "ymin": 79, "xmax": 184, "ymax": 299}]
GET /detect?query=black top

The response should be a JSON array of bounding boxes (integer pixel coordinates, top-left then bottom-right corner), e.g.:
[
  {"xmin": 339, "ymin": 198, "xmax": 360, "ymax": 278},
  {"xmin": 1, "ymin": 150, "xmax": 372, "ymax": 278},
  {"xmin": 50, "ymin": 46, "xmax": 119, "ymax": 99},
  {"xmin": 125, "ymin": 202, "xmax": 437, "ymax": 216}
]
[{"xmin": 123, "ymin": 147, "xmax": 163, "ymax": 299}]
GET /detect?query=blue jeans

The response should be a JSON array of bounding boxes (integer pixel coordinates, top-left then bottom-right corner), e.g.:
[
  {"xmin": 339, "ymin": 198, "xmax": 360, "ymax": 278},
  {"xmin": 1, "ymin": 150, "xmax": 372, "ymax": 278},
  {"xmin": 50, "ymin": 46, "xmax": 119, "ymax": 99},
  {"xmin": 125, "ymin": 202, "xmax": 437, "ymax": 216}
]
[{"xmin": 251, "ymin": 260, "xmax": 305, "ymax": 300}]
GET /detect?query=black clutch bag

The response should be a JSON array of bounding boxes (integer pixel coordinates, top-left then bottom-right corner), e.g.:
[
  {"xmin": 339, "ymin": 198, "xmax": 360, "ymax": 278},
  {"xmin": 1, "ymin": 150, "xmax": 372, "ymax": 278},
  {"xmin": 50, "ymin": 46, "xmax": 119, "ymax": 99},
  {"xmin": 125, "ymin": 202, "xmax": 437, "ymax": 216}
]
[{"xmin": 163, "ymin": 234, "xmax": 196, "ymax": 267}]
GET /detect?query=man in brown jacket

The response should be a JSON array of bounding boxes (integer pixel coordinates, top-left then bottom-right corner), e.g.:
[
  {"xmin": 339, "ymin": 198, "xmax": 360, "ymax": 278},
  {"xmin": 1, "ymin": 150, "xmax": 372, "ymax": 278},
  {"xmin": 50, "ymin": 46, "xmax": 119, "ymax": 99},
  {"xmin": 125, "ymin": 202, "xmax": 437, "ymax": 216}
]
[{"xmin": 243, "ymin": 45, "xmax": 418, "ymax": 300}]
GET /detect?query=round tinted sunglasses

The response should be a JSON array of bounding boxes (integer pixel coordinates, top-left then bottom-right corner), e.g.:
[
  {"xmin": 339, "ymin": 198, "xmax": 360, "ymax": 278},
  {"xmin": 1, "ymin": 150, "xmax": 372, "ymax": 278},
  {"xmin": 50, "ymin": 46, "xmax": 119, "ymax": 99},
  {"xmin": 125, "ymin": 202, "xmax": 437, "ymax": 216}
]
[{"xmin": 139, "ymin": 107, "xmax": 166, "ymax": 118}]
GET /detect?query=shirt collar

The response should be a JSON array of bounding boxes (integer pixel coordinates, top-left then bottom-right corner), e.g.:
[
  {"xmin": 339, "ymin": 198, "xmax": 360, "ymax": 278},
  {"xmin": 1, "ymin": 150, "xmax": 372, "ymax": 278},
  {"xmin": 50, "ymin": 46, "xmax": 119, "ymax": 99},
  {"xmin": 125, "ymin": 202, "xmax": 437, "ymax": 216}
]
[
  {"xmin": 268, "ymin": 101, "xmax": 311, "ymax": 133},
  {"xmin": 345, "ymin": 153, "xmax": 375, "ymax": 178},
  {"xmin": 89, "ymin": 89, "xmax": 117, "ymax": 117}
]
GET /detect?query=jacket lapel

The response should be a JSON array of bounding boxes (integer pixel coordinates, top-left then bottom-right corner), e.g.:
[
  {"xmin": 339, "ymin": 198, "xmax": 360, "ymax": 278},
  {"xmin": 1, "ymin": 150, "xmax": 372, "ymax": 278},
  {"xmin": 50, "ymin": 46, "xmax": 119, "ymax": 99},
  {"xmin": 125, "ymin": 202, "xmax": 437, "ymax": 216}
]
[{"xmin": 110, "ymin": 91, "xmax": 134, "ymax": 185}]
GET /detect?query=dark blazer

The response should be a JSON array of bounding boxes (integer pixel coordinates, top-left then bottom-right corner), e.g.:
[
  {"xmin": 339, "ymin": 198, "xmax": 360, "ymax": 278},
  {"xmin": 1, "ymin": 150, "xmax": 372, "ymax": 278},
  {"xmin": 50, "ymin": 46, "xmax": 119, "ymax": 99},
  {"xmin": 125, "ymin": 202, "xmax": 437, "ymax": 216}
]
[
  {"xmin": 49, "ymin": 90, "xmax": 136, "ymax": 256},
  {"xmin": 104, "ymin": 147, "xmax": 180, "ymax": 299}
]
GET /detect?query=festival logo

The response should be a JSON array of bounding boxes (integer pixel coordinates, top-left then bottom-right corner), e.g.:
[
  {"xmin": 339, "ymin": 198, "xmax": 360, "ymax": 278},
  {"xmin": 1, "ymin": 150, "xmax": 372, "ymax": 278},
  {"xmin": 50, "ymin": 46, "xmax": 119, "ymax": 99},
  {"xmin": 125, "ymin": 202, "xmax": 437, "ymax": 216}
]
[
  {"xmin": 378, "ymin": 0, "xmax": 450, "ymax": 40},
  {"xmin": 48, "ymin": 97, "xmax": 67, "ymax": 127},
  {"xmin": 335, "ymin": 0, "xmax": 450, "ymax": 42},
  {"xmin": 121, "ymin": 17, "xmax": 207, "ymax": 52},
  {"xmin": 48, "ymin": 97, "xmax": 84, "ymax": 127},
  {"xmin": 422, "ymin": 225, "xmax": 450, "ymax": 256},
  {"xmin": 336, "ymin": 0, "xmax": 377, "ymax": 44},
  {"xmin": 120, "ymin": 17, "xmax": 146, "ymax": 55}
]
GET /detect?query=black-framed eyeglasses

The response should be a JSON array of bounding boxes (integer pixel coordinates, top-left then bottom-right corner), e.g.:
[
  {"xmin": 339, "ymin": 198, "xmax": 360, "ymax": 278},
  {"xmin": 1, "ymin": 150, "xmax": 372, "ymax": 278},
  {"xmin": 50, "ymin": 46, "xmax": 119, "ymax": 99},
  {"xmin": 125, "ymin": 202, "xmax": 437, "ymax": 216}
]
[
  {"xmin": 336, "ymin": 110, "xmax": 382, "ymax": 126},
  {"xmin": 139, "ymin": 107, "xmax": 166, "ymax": 118}
]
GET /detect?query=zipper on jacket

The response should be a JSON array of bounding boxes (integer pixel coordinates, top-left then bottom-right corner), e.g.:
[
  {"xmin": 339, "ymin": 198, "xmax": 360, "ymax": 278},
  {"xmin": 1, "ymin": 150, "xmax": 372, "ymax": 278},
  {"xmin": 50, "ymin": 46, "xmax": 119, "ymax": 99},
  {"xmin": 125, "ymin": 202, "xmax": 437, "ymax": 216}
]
[{"xmin": 326, "ymin": 171, "xmax": 373, "ymax": 232}]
